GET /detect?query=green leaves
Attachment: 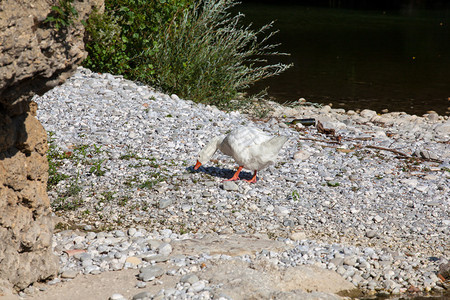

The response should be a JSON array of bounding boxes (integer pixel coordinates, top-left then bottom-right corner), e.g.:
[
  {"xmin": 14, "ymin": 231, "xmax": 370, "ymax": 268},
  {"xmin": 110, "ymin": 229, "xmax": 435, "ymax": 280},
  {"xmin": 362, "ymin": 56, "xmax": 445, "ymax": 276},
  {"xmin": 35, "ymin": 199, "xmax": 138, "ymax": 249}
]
[
  {"xmin": 83, "ymin": 0, "xmax": 292, "ymax": 108},
  {"xmin": 84, "ymin": 0, "xmax": 190, "ymax": 76},
  {"xmin": 150, "ymin": 0, "xmax": 292, "ymax": 107},
  {"xmin": 44, "ymin": 0, "xmax": 78, "ymax": 30}
]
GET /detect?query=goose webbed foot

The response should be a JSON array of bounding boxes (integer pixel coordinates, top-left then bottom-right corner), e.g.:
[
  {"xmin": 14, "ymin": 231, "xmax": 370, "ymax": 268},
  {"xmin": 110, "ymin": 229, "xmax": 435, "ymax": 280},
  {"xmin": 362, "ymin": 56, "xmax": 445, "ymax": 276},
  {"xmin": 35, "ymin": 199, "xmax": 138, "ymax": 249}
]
[
  {"xmin": 223, "ymin": 166, "xmax": 243, "ymax": 182},
  {"xmin": 243, "ymin": 171, "xmax": 257, "ymax": 183}
]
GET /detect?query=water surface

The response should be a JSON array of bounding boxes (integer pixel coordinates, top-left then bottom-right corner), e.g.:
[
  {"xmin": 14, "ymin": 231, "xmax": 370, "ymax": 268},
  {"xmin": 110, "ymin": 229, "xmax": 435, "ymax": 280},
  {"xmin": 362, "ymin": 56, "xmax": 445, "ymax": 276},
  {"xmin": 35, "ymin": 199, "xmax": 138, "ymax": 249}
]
[{"xmin": 237, "ymin": 4, "xmax": 450, "ymax": 115}]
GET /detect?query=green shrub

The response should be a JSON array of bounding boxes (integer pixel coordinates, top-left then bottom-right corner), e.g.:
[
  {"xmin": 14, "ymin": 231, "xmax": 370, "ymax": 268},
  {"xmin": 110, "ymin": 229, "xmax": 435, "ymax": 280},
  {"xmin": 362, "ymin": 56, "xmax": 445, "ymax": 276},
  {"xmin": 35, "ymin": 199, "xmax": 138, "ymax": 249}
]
[
  {"xmin": 150, "ymin": 0, "xmax": 292, "ymax": 107},
  {"xmin": 83, "ymin": 10, "xmax": 127, "ymax": 74},
  {"xmin": 84, "ymin": 0, "xmax": 192, "ymax": 77},
  {"xmin": 84, "ymin": 0, "xmax": 292, "ymax": 107}
]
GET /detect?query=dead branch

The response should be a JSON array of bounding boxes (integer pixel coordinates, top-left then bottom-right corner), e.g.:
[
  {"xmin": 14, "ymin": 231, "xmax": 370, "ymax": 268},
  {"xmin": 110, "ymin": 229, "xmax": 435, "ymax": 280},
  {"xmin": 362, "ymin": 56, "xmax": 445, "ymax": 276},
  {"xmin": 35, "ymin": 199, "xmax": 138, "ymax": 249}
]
[
  {"xmin": 395, "ymin": 156, "xmax": 443, "ymax": 164},
  {"xmin": 298, "ymin": 137, "xmax": 341, "ymax": 145},
  {"xmin": 316, "ymin": 120, "xmax": 336, "ymax": 136},
  {"xmin": 365, "ymin": 145, "xmax": 409, "ymax": 157}
]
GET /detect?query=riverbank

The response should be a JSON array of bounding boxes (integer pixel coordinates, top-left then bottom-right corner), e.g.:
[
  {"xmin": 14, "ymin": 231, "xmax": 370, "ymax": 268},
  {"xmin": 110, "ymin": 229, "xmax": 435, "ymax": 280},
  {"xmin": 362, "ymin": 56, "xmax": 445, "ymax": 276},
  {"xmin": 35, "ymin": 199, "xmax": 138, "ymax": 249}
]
[{"xmin": 11, "ymin": 66, "xmax": 449, "ymax": 299}]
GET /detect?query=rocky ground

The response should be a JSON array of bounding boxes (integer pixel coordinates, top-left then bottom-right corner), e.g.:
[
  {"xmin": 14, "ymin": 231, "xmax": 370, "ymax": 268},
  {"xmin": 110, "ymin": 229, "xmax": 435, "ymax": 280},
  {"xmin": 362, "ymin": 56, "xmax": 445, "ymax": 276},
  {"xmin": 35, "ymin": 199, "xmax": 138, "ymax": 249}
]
[{"xmin": 10, "ymin": 67, "xmax": 449, "ymax": 299}]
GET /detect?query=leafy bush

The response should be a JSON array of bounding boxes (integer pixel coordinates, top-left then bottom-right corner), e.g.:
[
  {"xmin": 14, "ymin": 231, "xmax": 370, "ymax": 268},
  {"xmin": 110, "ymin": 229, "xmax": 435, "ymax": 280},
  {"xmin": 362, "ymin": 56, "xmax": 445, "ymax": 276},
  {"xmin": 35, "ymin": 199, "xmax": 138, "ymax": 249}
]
[
  {"xmin": 84, "ymin": 0, "xmax": 292, "ymax": 107},
  {"xmin": 150, "ymin": 0, "xmax": 292, "ymax": 107},
  {"xmin": 82, "ymin": 10, "xmax": 126, "ymax": 74},
  {"xmin": 84, "ymin": 0, "xmax": 192, "ymax": 77}
]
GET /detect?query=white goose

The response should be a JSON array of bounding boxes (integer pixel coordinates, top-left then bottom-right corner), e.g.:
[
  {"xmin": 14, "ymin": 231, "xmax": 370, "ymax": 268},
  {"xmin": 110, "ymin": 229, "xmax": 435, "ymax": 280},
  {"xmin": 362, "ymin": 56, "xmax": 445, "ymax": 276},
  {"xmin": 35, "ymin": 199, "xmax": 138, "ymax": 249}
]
[{"xmin": 194, "ymin": 126, "xmax": 288, "ymax": 183}]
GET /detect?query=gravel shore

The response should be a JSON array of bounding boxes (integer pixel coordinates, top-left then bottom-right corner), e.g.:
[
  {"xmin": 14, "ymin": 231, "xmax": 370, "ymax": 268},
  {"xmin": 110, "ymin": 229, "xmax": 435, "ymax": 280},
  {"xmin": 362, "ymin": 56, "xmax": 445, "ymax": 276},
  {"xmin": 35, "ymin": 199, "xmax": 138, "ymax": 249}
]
[{"xmin": 29, "ymin": 67, "xmax": 449, "ymax": 299}]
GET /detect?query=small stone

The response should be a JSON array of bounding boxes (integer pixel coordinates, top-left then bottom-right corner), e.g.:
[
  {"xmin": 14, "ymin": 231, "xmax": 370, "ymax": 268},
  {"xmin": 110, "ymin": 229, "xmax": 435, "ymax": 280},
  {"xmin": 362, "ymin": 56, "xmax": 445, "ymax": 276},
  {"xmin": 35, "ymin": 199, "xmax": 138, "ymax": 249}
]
[
  {"xmin": 366, "ymin": 230, "xmax": 378, "ymax": 238},
  {"xmin": 78, "ymin": 253, "xmax": 92, "ymax": 262},
  {"xmin": 23, "ymin": 286, "xmax": 35, "ymax": 295},
  {"xmin": 265, "ymin": 204, "xmax": 274, "ymax": 212},
  {"xmin": 373, "ymin": 130, "xmax": 387, "ymax": 138},
  {"xmin": 330, "ymin": 257, "xmax": 344, "ymax": 267},
  {"xmin": 141, "ymin": 254, "xmax": 169, "ymax": 263},
  {"xmin": 416, "ymin": 185, "xmax": 428, "ymax": 193},
  {"xmin": 86, "ymin": 231, "xmax": 97, "ymax": 240},
  {"xmin": 383, "ymin": 269, "xmax": 395, "ymax": 280},
  {"xmin": 61, "ymin": 270, "xmax": 78, "ymax": 279},
  {"xmin": 352, "ymin": 273, "xmax": 364, "ymax": 285},
  {"xmin": 180, "ymin": 274, "xmax": 199, "ymax": 284},
  {"xmin": 128, "ymin": 228, "xmax": 137, "ymax": 236},
  {"xmin": 336, "ymin": 266, "xmax": 346, "ymax": 275},
  {"xmin": 222, "ymin": 181, "xmax": 239, "ymax": 191},
  {"xmin": 384, "ymin": 279, "xmax": 398, "ymax": 291},
  {"xmin": 293, "ymin": 150, "xmax": 310, "ymax": 161},
  {"xmin": 290, "ymin": 230, "xmax": 306, "ymax": 241},
  {"xmin": 147, "ymin": 239, "xmax": 162, "ymax": 250},
  {"xmin": 47, "ymin": 278, "xmax": 61, "ymax": 285},
  {"xmin": 159, "ymin": 198, "xmax": 172, "ymax": 209},
  {"xmin": 114, "ymin": 230, "xmax": 126, "ymax": 237},
  {"xmin": 424, "ymin": 174, "xmax": 438, "ymax": 180},
  {"xmin": 401, "ymin": 178, "xmax": 418, "ymax": 188},
  {"xmin": 125, "ymin": 256, "xmax": 142, "ymax": 266},
  {"xmin": 136, "ymin": 281, "xmax": 147, "ymax": 289},
  {"xmin": 373, "ymin": 215, "xmax": 383, "ymax": 223},
  {"xmin": 283, "ymin": 219, "xmax": 295, "ymax": 227},
  {"xmin": 320, "ymin": 105, "xmax": 332, "ymax": 113},
  {"xmin": 110, "ymin": 262, "xmax": 124, "ymax": 271},
  {"xmin": 139, "ymin": 266, "xmax": 164, "ymax": 282},
  {"xmin": 65, "ymin": 249, "xmax": 87, "ymax": 257},
  {"xmin": 84, "ymin": 266, "xmax": 101, "ymax": 274},
  {"xmin": 157, "ymin": 243, "xmax": 172, "ymax": 256},
  {"xmin": 274, "ymin": 206, "xmax": 290, "ymax": 216},
  {"xmin": 110, "ymin": 294, "xmax": 126, "ymax": 300},
  {"xmin": 202, "ymin": 191, "xmax": 212, "ymax": 197},
  {"xmin": 73, "ymin": 236, "xmax": 85, "ymax": 244},
  {"xmin": 344, "ymin": 256, "xmax": 357, "ymax": 266},
  {"xmin": 132, "ymin": 291, "xmax": 153, "ymax": 300},
  {"xmin": 360, "ymin": 109, "xmax": 377, "ymax": 119},
  {"xmin": 191, "ymin": 280, "xmax": 206, "ymax": 292}
]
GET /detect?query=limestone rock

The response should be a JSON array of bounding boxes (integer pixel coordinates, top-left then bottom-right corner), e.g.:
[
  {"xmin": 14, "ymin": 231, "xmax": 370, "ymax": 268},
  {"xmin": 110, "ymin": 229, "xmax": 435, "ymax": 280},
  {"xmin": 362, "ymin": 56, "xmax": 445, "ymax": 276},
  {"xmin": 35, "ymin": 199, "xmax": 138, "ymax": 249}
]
[
  {"xmin": 202, "ymin": 259, "xmax": 359, "ymax": 299},
  {"xmin": 0, "ymin": 0, "xmax": 104, "ymax": 291},
  {"xmin": 0, "ymin": 0, "xmax": 104, "ymax": 116}
]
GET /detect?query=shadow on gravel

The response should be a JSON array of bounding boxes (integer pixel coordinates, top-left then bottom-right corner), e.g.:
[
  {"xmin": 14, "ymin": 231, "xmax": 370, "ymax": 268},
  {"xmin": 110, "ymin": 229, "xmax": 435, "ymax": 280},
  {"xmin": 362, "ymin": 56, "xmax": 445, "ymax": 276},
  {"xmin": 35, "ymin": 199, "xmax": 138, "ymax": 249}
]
[{"xmin": 187, "ymin": 165, "xmax": 255, "ymax": 181}]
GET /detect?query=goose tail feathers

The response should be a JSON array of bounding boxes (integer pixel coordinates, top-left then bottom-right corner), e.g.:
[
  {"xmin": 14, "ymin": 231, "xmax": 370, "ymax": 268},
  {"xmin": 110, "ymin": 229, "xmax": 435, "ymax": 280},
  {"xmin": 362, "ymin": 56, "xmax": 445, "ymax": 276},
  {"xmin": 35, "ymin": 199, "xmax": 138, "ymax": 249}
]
[{"xmin": 265, "ymin": 135, "xmax": 288, "ymax": 152}]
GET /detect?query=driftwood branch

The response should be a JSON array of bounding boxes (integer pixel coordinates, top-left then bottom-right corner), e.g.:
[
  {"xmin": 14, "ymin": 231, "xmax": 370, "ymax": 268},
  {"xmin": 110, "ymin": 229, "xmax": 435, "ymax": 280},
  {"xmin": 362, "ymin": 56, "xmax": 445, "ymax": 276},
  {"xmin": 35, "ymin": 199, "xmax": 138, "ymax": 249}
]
[
  {"xmin": 365, "ymin": 145, "xmax": 409, "ymax": 157},
  {"xmin": 316, "ymin": 120, "xmax": 336, "ymax": 136},
  {"xmin": 296, "ymin": 120, "xmax": 444, "ymax": 164},
  {"xmin": 395, "ymin": 156, "xmax": 443, "ymax": 163},
  {"xmin": 298, "ymin": 137, "xmax": 341, "ymax": 145}
]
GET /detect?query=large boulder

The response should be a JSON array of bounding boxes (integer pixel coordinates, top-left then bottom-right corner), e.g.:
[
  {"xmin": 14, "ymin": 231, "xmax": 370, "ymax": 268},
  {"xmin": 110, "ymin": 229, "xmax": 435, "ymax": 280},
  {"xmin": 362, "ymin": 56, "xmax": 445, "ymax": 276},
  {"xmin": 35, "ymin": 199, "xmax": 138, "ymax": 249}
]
[{"xmin": 0, "ymin": 0, "xmax": 103, "ymax": 292}]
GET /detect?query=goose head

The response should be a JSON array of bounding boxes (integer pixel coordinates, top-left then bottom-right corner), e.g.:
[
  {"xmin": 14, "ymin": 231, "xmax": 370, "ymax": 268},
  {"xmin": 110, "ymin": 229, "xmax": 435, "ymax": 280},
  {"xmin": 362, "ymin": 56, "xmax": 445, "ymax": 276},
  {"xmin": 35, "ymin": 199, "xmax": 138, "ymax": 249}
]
[{"xmin": 194, "ymin": 136, "xmax": 224, "ymax": 170}]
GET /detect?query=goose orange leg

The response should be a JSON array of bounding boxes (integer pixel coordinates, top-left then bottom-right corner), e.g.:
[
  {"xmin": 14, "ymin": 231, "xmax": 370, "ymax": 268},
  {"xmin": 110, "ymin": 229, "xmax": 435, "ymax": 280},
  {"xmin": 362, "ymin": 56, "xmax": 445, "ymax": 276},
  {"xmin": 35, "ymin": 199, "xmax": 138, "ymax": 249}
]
[
  {"xmin": 223, "ymin": 166, "xmax": 243, "ymax": 182},
  {"xmin": 244, "ymin": 171, "xmax": 257, "ymax": 183}
]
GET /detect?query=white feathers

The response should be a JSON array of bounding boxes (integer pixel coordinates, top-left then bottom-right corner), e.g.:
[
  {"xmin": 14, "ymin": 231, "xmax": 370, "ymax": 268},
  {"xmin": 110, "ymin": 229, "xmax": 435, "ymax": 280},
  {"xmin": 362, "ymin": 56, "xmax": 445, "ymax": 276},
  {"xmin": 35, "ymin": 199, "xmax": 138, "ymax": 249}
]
[{"xmin": 197, "ymin": 126, "xmax": 288, "ymax": 171}]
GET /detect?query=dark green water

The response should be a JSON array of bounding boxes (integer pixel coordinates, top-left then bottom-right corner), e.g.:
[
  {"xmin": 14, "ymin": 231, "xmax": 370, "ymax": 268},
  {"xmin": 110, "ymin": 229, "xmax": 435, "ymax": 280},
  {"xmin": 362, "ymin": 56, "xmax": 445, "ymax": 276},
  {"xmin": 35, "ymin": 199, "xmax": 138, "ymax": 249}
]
[{"xmin": 237, "ymin": 4, "xmax": 450, "ymax": 115}]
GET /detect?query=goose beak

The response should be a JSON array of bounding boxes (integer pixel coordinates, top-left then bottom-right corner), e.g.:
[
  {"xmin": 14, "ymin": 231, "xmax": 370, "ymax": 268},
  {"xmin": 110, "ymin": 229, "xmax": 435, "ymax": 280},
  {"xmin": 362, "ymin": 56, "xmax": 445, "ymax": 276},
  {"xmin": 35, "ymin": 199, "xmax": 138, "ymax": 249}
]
[{"xmin": 194, "ymin": 160, "xmax": 202, "ymax": 170}]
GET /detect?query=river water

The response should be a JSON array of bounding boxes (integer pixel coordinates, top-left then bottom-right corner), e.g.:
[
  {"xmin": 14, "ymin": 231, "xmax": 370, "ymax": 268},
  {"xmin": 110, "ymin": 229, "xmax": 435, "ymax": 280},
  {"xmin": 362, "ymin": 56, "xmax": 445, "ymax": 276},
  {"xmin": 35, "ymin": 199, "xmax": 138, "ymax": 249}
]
[{"xmin": 237, "ymin": 3, "xmax": 450, "ymax": 116}]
